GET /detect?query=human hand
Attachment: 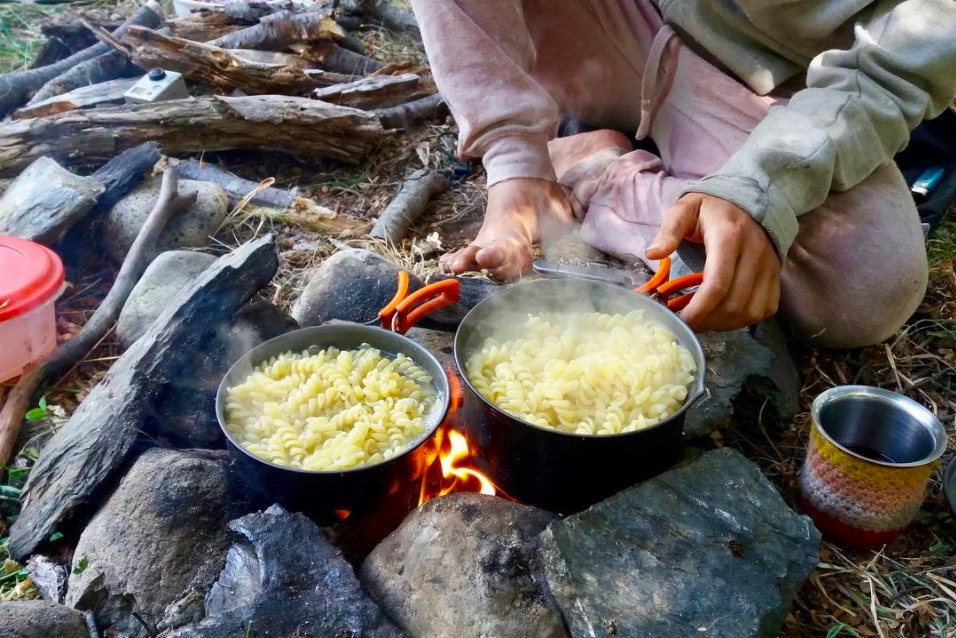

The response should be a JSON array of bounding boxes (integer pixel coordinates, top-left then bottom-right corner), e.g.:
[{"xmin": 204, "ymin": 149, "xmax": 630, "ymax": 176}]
[
  {"xmin": 646, "ymin": 193, "xmax": 781, "ymax": 331},
  {"xmin": 440, "ymin": 178, "xmax": 573, "ymax": 281}
]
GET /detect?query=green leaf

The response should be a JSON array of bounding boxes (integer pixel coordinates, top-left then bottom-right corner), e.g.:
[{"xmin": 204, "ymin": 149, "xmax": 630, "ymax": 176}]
[
  {"xmin": 24, "ymin": 408, "xmax": 45, "ymax": 422},
  {"xmin": 38, "ymin": 396, "xmax": 47, "ymax": 411},
  {"xmin": 73, "ymin": 555, "xmax": 89, "ymax": 575},
  {"xmin": 49, "ymin": 532, "xmax": 63, "ymax": 542}
]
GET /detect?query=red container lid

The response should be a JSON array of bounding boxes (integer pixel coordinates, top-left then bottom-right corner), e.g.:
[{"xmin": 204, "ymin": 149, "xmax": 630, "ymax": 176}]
[{"xmin": 0, "ymin": 235, "xmax": 66, "ymax": 322}]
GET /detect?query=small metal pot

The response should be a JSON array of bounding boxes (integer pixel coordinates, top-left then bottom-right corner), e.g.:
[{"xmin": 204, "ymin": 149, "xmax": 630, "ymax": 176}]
[
  {"xmin": 454, "ymin": 278, "xmax": 707, "ymax": 514},
  {"xmin": 215, "ymin": 324, "xmax": 450, "ymax": 517}
]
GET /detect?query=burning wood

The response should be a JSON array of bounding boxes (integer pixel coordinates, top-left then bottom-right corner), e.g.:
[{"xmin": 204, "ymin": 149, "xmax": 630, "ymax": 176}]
[{"xmin": 0, "ymin": 95, "xmax": 384, "ymax": 177}]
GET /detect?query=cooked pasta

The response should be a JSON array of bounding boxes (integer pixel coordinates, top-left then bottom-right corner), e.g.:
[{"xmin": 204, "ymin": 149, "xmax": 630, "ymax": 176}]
[
  {"xmin": 225, "ymin": 344, "xmax": 437, "ymax": 471},
  {"xmin": 465, "ymin": 310, "xmax": 696, "ymax": 435}
]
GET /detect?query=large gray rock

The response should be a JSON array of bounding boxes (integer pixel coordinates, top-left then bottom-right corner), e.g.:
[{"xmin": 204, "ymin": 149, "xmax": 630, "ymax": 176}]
[
  {"xmin": 105, "ymin": 177, "xmax": 229, "ymax": 261},
  {"xmin": 66, "ymin": 449, "xmax": 250, "ymax": 637},
  {"xmin": 9, "ymin": 236, "xmax": 278, "ymax": 561},
  {"xmin": 686, "ymin": 329, "xmax": 775, "ymax": 438},
  {"xmin": 0, "ymin": 601, "xmax": 88, "ymax": 638},
  {"xmin": 117, "ymin": 250, "xmax": 217, "ymax": 348},
  {"xmin": 163, "ymin": 505, "xmax": 403, "ymax": 638},
  {"xmin": 539, "ymin": 448, "xmax": 821, "ymax": 638},
  {"xmin": 0, "ymin": 156, "xmax": 103, "ymax": 245},
  {"xmin": 361, "ymin": 493, "xmax": 567, "ymax": 638}
]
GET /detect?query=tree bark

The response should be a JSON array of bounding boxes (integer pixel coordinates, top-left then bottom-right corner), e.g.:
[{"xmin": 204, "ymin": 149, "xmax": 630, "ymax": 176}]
[
  {"xmin": 0, "ymin": 95, "xmax": 384, "ymax": 177},
  {"xmin": 176, "ymin": 157, "xmax": 298, "ymax": 209},
  {"xmin": 90, "ymin": 142, "xmax": 163, "ymax": 215},
  {"xmin": 120, "ymin": 27, "xmax": 351, "ymax": 95},
  {"xmin": 14, "ymin": 78, "xmax": 136, "ymax": 119},
  {"xmin": 0, "ymin": 0, "xmax": 162, "ymax": 118},
  {"xmin": 207, "ymin": 12, "xmax": 344, "ymax": 51},
  {"xmin": 312, "ymin": 73, "xmax": 428, "ymax": 110},
  {"xmin": 370, "ymin": 168, "xmax": 450, "ymax": 244}
]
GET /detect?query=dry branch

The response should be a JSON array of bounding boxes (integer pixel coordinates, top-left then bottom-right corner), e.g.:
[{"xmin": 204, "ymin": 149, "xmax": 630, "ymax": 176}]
[
  {"xmin": 14, "ymin": 78, "xmax": 136, "ymax": 119},
  {"xmin": 91, "ymin": 142, "xmax": 163, "ymax": 215},
  {"xmin": 0, "ymin": 95, "xmax": 384, "ymax": 177},
  {"xmin": 224, "ymin": 1, "xmax": 295, "ymax": 23},
  {"xmin": 373, "ymin": 93, "xmax": 445, "ymax": 130},
  {"xmin": 0, "ymin": 169, "xmax": 195, "ymax": 468},
  {"xmin": 0, "ymin": 0, "xmax": 162, "ymax": 118},
  {"xmin": 339, "ymin": 0, "xmax": 419, "ymax": 34},
  {"xmin": 176, "ymin": 158, "xmax": 298, "ymax": 209},
  {"xmin": 312, "ymin": 73, "xmax": 428, "ymax": 109},
  {"xmin": 120, "ymin": 27, "xmax": 351, "ymax": 94},
  {"xmin": 207, "ymin": 12, "xmax": 343, "ymax": 50},
  {"xmin": 370, "ymin": 168, "xmax": 450, "ymax": 244}
]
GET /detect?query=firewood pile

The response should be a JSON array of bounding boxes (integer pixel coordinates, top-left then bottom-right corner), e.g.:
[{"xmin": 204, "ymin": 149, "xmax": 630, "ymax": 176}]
[{"xmin": 0, "ymin": 0, "xmax": 442, "ymax": 179}]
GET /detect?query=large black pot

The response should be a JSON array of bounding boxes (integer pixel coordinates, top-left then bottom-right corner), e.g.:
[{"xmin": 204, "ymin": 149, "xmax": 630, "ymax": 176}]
[
  {"xmin": 215, "ymin": 324, "xmax": 450, "ymax": 518},
  {"xmin": 454, "ymin": 279, "xmax": 706, "ymax": 514}
]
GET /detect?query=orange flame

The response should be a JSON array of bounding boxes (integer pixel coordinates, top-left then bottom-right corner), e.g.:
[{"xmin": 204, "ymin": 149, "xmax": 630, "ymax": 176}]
[{"xmin": 419, "ymin": 429, "xmax": 497, "ymax": 506}]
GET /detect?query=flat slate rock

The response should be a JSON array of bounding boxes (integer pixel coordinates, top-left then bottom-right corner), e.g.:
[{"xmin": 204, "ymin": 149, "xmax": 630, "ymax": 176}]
[
  {"xmin": 116, "ymin": 250, "xmax": 218, "ymax": 348},
  {"xmin": 9, "ymin": 236, "xmax": 278, "ymax": 561},
  {"xmin": 361, "ymin": 493, "xmax": 567, "ymax": 638},
  {"xmin": 0, "ymin": 156, "xmax": 104, "ymax": 245},
  {"xmin": 162, "ymin": 504, "xmax": 403, "ymax": 638},
  {"xmin": 539, "ymin": 448, "xmax": 821, "ymax": 638},
  {"xmin": 66, "ymin": 449, "xmax": 251, "ymax": 637},
  {"xmin": 0, "ymin": 600, "xmax": 88, "ymax": 638}
]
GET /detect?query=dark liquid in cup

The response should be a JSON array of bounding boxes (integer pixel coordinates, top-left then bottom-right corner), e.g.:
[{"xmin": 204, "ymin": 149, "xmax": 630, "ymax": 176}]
[{"xmin": 843, "ymin": 444, "xmax": 897, "ymax": 463}]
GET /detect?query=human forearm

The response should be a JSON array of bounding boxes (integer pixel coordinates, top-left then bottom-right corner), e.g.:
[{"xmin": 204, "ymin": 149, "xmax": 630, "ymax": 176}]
[{"xmin": 409, "ymin": 0, "xmax": 559, "ymax": 185}]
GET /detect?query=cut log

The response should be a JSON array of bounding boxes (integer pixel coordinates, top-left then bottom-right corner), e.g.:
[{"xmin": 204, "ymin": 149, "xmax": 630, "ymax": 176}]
[
  {"xmin": 0, "ymin": 170, "xmax": 196, "ymax": 472},
  {"xmin": 7, "ymin": 235, "xmax": 279, "ymax": 562},
  {"xmin": 305, "ymin": 42, "xmax": 385, "ymax": 75},
  {"xmin": 370, "ymin": 168, "xmax": 450, "ymax": 244},
  {"xmin": 168, "ymin": 12, "xmax": 242, "ymax": 42},
  {"xmin": 176, "ymin": 158, "xmax": 298, "ymax": 209},
  {"xmin": 14, "ymin": 78, "xmax": 136, "ymax": 119},
  {"xmin": 0, "ymin": 95, "xmax": 384, "ymax": 178},
  {"xmin": 0, "ymin": 157, "xmax": 104, "ymax": 245},
  {"xmin": 90, "ymin": 142, "xmax": 163, "ymax": 215},
  {"xmin": 0, "ymin": 0, "xmax": 162, "ymax": 118},
  {"xmin": 207, "ymin": 12, "xmax": 344, "ymax": 51},
  {"xmin": 373, "ymin": 93, "xmax": 445, "ymax": 130},
  {"xmin": 120, "ymin": 27, "xmax": 351, "ymax": 94},
  {"xmin": 312, "ymin": 73, "xmax": 428, "ymax": 110}
]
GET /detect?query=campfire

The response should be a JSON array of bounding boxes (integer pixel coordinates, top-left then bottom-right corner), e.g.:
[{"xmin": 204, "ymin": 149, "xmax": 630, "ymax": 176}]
[{"xmin": 418, "ymin": 429, "xmax": 498, "ymax": 507}]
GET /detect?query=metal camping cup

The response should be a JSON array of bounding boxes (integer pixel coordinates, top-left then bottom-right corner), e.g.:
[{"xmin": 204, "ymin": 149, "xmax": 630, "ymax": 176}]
[{"xmin": 796, "ymin": 386, "xmax": 947, "ymax": 549}]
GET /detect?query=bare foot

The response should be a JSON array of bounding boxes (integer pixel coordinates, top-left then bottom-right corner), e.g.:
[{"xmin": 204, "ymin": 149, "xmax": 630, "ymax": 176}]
[{"xmin": 441, "ymin": 178, "xmax": 573, "ymax": 280}]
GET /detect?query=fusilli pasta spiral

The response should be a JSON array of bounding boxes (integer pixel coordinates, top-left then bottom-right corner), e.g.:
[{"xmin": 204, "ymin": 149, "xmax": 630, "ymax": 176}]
[
  {"xmin": 225, "ymin": 344, "xmax": 437, "ymax": 471},
  {"xmin": 465, "ymin": 310, "xmax": 696, "ymax": 435}
]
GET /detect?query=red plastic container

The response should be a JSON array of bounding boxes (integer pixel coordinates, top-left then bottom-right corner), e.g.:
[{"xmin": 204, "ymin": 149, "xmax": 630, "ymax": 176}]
[{"xmin": 0, "ymin": 236, "xmax": 65, "ymax": 383}]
